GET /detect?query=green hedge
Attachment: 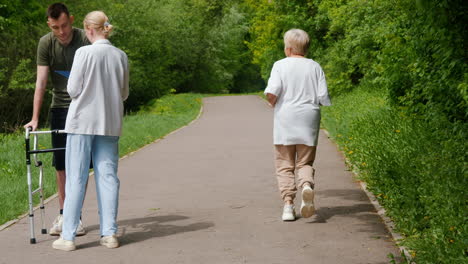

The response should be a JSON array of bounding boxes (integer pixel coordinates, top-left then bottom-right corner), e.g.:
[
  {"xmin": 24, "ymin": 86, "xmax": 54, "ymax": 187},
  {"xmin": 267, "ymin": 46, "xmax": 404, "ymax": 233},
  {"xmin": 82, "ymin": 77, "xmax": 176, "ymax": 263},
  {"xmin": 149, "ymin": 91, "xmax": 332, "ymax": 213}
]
[
  {"xmin": 1, "ymin": 0, "xmax": 263, "ymax": 131},
  {"xmin": 245, "ymin": 0, "xmax": 467, "ymax": 123},
  {"xmin": 322, "ymin": 89, "xmax": 467, "ymax": 263}
]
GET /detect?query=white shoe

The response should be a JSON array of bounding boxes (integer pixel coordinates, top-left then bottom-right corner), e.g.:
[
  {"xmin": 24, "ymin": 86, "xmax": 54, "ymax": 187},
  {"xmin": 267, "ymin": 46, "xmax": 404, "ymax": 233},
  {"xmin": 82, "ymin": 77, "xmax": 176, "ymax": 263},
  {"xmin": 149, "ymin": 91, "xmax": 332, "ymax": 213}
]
[
  {"xmin": 52, "ymin": 237, "xmax": 76, "ymax": 251},
  {"xmin": 76, "ymin": 220, "xmax": 86, "ymax": 236},
  {"xmin": 49, "ymin": 215, "xmax": 63, "ymax": 236},
  {"xmin": 100, "ymin": 235, "xmax": 119, "ymax": 249},
  {"xmin": 50, "ymin": 215, "xmax": 87, "ymax": 236},
  {"xmin": 300, "ymin": 185, "xmax": 315, "ymax": 218},
  {"xmin": 282, "ymin": 204, "xmax": 296, "ymax": 221}
]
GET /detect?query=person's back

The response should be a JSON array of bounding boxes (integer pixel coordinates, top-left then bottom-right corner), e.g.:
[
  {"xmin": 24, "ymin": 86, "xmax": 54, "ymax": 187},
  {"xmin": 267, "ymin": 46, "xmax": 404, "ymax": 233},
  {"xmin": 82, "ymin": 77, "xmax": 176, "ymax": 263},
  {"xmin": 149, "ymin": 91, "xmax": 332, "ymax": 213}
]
[
  {"xmin": 66, "ymin": 41, "xmax": 129, "ymax": 136},
  {"xmin": 267, "ymin": 55, "xmax": 329, "ymax": 146},
  {"xmin": 264, "ymin": 28, "xmax": 331, "ymax": 222},
  {"xmin": 272, "ymin": 57, "xmax": 327, "ymax": 110},
  {"xmin": 54, "ymin": 11, "xmax": 128, "ymax": 252}
]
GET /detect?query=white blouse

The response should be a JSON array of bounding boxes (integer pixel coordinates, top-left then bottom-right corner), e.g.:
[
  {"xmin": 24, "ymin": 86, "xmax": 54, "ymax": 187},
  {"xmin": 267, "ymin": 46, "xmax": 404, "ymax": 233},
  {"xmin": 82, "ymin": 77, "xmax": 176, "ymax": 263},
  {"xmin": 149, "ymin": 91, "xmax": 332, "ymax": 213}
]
[
  {"xmin": 264, "ymin": 57, "xmax": 331, "ymax": 146},
  {"xmin": 65, "ymin": 39, "xmax": 129, "ymax": 136}
]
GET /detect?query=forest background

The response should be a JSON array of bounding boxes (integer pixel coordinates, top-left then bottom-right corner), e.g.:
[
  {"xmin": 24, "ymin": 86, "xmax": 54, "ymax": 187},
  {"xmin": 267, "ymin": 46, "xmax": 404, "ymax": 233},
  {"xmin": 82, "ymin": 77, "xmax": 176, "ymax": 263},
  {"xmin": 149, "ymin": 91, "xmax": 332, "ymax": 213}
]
[{"xmin": 0, "ymin": 0, "xmax": 466, "ymax": 263}]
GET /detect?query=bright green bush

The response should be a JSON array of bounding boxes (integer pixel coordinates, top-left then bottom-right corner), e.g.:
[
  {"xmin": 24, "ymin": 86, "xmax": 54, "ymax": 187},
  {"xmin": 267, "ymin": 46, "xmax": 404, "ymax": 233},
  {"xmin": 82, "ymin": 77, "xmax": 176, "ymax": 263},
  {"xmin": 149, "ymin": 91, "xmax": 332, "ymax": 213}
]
[
  {"xmin": 1, "ymin": 0, "xmax": 263, "ymax": 131},
  {"xmin": 245, "ymin": 0, "xmax": 467, "ymax": 123},
  {"xmin": 0, "ymin": 0, "xmax": 49, "ymax": 132},
  {"xmin": 322, "ymin": 89, "xmax": 467, "ymax": 263}
]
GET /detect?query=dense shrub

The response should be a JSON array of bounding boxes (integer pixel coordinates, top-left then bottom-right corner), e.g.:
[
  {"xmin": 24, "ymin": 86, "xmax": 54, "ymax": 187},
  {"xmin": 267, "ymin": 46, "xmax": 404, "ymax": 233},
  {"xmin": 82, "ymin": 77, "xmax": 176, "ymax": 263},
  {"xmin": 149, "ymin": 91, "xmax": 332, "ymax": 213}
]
[
  {"xmin": 0, "ymin": 88, "xmax": 51, "ymax": 133},
  {"xmin": 68, "ymin": 0, "xmax": 263, "ymax": 110},
  {"xmin": 0, "ymin": 0, "xmax": 49, "ymax": 132},
  {"xmin": 322, "ymin": 89, "xmax": 467, "ymax": 263},
  {"xmin": 245, "ymin": 0, "xmax": 467, "ymax": 123},
  {"xmin": 1, "ymin": 0, "xmax": 263, "ymax": 131}
]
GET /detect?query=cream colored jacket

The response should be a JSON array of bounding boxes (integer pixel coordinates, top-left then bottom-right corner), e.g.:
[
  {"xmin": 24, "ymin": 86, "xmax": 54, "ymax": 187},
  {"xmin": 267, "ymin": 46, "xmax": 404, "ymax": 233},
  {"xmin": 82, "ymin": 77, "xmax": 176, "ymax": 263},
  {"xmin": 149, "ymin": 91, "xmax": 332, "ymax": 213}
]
[{"xmin": 65, "ymin": 39, "xmax": 129, "ymax": 136}]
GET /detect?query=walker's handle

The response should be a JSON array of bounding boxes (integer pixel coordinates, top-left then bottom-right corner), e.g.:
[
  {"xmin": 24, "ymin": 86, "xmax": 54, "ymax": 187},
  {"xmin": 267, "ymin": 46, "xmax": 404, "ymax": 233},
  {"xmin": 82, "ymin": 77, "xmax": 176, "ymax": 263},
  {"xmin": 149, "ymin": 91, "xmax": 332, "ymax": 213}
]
[
  {"xmin": 33, "ymin": 132, "xmax": 41, "ymax": 167},
  {"xmin": 24, "ymin": 127, "xmax": 43, "ymax": 167}
]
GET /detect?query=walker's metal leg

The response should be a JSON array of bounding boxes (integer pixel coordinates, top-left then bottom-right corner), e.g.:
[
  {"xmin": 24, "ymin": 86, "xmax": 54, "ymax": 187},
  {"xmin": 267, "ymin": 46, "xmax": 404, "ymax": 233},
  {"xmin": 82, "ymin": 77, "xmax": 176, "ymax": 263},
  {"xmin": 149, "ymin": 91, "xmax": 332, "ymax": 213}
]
[
  {"xmin": 24, "ymin": 128, "xmax": 66, "ymax": 244},
  {"xmin": 39, "ymin": 166, "xmax": 47, "ymax": 234},
  {"xmin": 25, "ymin": 129, "xmax": 36, "ymax": 244},
  {"xmin": 27, "ymin": 164, "xmax": 36, "ymax": 244}
]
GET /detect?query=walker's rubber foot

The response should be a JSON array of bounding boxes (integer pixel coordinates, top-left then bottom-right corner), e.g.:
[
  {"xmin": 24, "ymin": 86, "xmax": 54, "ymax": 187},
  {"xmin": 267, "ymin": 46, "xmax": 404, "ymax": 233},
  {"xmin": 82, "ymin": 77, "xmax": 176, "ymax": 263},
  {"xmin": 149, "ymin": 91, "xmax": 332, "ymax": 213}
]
[
  {"xmin": 30, "ymin": 238, "xmax": 36, "ymax": 244},
  {"xmin": 41, "ymin": 229, "xmax": 47, "ymax": 234}
]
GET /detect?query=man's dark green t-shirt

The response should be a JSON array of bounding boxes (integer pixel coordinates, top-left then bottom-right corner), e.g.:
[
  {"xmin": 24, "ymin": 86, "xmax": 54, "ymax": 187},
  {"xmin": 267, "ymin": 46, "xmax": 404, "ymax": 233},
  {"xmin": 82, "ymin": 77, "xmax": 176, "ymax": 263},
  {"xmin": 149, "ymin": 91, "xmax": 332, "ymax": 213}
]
[{"xmin": 37, "ymin": 28, "xmax": 90, "ymax": 108}]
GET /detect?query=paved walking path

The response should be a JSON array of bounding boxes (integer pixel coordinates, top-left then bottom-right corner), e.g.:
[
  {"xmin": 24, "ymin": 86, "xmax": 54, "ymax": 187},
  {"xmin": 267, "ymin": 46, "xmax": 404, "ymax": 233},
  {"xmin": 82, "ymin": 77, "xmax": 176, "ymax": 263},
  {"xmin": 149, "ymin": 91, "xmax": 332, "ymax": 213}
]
[{"xmin": 0, "ymin": 96, "xmax": 401, "ymax": 264}]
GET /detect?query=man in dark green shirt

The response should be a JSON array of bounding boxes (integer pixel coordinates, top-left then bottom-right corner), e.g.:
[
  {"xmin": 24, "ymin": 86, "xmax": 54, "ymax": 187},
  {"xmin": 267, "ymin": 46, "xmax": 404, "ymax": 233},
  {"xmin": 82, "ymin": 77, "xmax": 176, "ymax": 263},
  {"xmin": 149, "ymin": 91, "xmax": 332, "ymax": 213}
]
[{"xmin": 24, "ymin": 3, "xmax": 89, "ymax": 236}]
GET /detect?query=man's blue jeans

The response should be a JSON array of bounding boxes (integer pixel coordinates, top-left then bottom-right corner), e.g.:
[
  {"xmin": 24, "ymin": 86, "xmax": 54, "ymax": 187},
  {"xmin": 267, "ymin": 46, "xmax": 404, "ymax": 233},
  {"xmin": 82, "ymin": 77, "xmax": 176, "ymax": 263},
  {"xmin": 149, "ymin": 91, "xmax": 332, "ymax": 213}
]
[{"xmin": 62, "ymin": 134, "xmax": 120, "ymax": 241}]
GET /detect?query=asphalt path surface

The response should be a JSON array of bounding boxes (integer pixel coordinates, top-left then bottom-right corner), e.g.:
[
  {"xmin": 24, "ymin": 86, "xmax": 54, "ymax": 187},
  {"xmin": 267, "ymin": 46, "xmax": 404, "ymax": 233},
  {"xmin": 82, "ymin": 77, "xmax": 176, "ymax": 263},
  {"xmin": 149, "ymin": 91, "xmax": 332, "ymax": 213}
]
[{"xmin": 0, "ymin": 95, "xmax": 402, "ymax": 264}]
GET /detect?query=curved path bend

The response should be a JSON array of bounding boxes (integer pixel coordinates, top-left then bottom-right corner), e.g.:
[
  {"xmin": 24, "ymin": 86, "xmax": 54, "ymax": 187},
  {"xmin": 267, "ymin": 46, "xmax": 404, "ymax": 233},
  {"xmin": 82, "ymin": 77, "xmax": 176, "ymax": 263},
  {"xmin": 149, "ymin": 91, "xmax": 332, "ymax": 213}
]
[{"xmin": 0, "ymin": 96, "xmax": 401, "ymax": 264}]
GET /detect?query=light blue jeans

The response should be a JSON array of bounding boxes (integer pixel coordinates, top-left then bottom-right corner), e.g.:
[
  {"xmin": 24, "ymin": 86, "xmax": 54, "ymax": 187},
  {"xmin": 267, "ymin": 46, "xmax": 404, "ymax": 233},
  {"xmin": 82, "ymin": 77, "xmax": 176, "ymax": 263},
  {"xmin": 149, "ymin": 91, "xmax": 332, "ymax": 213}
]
[{"xmin": 62, "ymin": 134, "xmax": 120, "ymax": 241}]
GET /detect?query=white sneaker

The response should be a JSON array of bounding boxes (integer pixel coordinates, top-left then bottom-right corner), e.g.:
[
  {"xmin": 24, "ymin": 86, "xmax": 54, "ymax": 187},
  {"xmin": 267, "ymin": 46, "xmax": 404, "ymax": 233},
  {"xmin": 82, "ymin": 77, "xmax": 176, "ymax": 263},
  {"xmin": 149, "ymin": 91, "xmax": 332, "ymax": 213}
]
[
  {"xmin": 100, "ymin": 235, "xmax": 119, "ymax": 249},
  {"xmin": 76, "ymin": 220, "xmax": 86, "ymax": 236},
  {"xmin": 49, "ymin": 215, "xmax": 63, "ymax": 236},
  {"xmin": 300, "ymin": 185, "xmax": 315, "ymax": 218},
  {"xmin": 282, "ymin": 204, "xmax": 296, "ymax": 221},
  {"xmin": 52, "ymin": 237, "xmax": 76, "ymax": 251}
]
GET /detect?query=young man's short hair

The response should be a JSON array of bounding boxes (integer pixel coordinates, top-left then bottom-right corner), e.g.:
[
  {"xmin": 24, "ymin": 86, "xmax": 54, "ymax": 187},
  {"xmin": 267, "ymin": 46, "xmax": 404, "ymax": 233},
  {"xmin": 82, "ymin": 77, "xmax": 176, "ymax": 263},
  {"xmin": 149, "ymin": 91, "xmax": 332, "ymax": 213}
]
[{"xmin": 47, "ymin": 3, "xmax": 69, "ymax": 19}]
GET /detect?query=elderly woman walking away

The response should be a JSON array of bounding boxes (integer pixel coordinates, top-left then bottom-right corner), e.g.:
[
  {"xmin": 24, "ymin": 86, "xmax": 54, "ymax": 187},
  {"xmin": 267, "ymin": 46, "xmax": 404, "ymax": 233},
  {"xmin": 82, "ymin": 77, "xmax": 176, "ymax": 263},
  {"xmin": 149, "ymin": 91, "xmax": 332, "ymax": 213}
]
[
  {"xmin": 265, "ymin": 29, "xmax": 331, "ymax": 221},
  {"xmin": 52, "ymin": 11, "xmax": 129, "ymax": 251}
]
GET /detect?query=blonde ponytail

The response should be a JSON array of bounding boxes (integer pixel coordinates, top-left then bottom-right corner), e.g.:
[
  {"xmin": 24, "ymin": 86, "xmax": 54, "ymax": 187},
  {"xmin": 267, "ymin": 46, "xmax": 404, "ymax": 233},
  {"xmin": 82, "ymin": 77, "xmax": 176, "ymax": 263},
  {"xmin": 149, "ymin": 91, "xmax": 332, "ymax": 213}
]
[{"xmin": 84, "ymin": 11, "xmax": 113, "ymax": 37}]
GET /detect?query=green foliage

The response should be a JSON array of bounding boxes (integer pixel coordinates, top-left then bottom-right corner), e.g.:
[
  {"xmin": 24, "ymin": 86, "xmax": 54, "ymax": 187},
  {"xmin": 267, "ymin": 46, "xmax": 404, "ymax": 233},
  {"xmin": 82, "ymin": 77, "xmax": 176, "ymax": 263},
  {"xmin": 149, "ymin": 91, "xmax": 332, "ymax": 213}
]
[
  {"xmin": 190, "ymin": 4, "xmax": 250, "ymax": 93},
  {"xmin": 74, "ymin": 0, "xmax": 262, "ymax": 110},
  {"xmin": 0, "ymin": 58, "xmax": 7, "ymax": 93},
  {"xmin": 0, "ymin": 0, "xmax": 50, "ymax": 132},
  {"xmin": 0, "ymin": 88, "xmax": 51, "ymax": 133},
  {"xmin": 0, "ymin": 131, "xmax": 56, "ymax": 225},
  {"xmin": 322, "ymin": 89, "xmax": 467, "ymax": 263},
  {"xmin": 244, "ymin": 0, "xmax": 320, "ymax": 79},
  {"xmin": 8, "ymin": 59, "xmax": 35, "ymax": 90},
  {"xmin": 0, "ymin": 0, "xmax": 47, "ymax": 91},
  {"xmin": 245, "ymin": 0, "xmax": 467, "ymax": 123},
  {"xmin": 2, "ymin": 0, "xmax": 263, "ymax": 131},
  {"xmin": 371, "ymin": 0, "xmax": 467, "ymax": 123}
]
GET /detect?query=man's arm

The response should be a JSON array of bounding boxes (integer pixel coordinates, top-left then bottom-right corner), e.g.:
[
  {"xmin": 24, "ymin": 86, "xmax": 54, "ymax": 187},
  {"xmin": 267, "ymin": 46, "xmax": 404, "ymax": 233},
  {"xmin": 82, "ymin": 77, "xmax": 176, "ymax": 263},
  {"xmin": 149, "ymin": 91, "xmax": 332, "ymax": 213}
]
[
  {"xmin": 24, "ymin": 65, "xmax": 49, "ymax": 131},
  {"xmin": 266, "ymin": 93, "xmax": 277, "ymax": 107}
]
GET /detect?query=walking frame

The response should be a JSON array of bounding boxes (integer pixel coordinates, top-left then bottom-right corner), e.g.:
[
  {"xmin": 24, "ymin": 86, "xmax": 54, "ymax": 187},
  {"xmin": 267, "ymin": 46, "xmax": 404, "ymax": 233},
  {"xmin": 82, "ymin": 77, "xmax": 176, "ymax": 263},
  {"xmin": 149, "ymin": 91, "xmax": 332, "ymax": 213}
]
[{"xmin": 25, "ymin": 127, "xmax": 65, "ymax": 244}]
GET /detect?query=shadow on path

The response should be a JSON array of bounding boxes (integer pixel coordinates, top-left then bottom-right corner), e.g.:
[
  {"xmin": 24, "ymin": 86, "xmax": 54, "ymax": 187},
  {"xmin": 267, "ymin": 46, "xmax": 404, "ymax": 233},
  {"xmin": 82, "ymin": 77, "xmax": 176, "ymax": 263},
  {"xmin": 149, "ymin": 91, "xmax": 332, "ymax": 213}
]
[
  {"xmin": 303, "ymin": 188, "xmax": 392, "ymax": 238},
  {"xmin": 309, "ymin": 203, "xmax": 376, "ymax": 223},
  {"xmin": 78, "ymin": 215, "xmax": 214, "ymax": 249},
  {"xmin": 316, "ymin": 188, "xmax": 370, "ymax": 202}
]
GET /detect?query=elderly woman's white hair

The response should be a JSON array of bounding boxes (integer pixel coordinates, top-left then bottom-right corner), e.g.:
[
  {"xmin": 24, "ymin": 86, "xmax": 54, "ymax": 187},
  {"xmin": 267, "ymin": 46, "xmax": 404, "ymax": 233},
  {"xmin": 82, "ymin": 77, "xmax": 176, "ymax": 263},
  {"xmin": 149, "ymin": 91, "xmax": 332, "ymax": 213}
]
[{"xmin": 284, "ymin": 29, "xmax": 310, "ymax": 56}]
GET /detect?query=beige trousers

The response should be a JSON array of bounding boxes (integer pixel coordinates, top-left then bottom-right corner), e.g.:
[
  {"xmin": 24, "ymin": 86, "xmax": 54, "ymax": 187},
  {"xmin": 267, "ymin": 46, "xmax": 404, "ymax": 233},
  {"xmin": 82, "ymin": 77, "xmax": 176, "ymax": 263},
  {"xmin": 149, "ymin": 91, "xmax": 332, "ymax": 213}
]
[{"xmin": 274, "ymin": 144, "xmax": 317, "ymax": 202}]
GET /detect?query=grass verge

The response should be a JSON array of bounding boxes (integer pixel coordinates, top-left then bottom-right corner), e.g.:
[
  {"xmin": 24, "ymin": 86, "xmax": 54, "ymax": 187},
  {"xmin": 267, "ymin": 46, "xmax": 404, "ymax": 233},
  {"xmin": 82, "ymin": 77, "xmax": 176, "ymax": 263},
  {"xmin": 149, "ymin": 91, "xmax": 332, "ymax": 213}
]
[
  {"xmin": 0, "ymin": 93, "xmax": 203, "ymax": 226},
  {"xmin": 321, "ymin": 88, "xmax": 466, "ymax": 263}
]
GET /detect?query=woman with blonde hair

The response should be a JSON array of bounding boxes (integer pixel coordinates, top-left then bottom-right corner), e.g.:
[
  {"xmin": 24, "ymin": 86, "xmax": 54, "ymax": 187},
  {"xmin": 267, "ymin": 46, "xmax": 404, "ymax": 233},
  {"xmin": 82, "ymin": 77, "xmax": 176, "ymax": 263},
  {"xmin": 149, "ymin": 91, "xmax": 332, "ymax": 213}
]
[
  {"xmin": 265, "ymin": 28, "xmax": 331, "ymax": 221},
  {"xmin": 52, "ymin": 11, "xmax": 129, "ymax": 251}
]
